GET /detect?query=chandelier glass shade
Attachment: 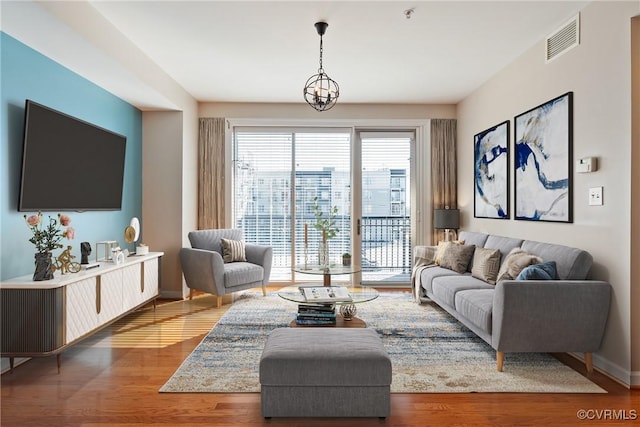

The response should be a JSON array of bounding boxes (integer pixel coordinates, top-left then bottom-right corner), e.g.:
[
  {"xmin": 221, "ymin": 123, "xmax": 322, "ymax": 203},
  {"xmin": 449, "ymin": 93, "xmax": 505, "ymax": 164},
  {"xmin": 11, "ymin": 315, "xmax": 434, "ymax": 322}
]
[{"xmin": 303, "ymin": 22, "xmax": 339, "ymax": 112}]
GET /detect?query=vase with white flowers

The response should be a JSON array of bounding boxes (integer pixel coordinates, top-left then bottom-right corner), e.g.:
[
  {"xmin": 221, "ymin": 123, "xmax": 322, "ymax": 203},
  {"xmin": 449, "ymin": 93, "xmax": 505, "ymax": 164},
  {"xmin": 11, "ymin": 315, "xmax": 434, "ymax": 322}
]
[{"xmin": 24, "ymin": 212, "xmax": 75, "ymax": 281}]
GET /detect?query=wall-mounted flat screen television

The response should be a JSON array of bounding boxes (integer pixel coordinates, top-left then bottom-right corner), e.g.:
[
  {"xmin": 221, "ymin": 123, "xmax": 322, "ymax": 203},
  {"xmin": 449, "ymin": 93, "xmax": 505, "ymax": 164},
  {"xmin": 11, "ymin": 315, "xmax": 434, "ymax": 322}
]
[{"xmin": 19, "ymin": 100, "xmax": 127, "ymax": 211}]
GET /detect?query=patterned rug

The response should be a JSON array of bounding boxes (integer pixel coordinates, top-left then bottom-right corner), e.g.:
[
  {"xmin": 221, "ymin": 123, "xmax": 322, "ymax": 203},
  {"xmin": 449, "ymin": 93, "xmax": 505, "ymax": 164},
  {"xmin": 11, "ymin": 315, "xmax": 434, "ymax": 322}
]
[{"xmin": 159, "ymin": 291, "xmax": 605, "ymax": 393}]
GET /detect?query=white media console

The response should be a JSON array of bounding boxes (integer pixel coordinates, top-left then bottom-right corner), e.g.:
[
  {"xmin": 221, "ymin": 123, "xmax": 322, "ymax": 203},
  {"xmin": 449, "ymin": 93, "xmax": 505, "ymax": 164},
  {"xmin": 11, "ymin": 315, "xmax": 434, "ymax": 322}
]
[{"xmin": 0, "ymin": 252, "xmax": 163, "ymax": 372}]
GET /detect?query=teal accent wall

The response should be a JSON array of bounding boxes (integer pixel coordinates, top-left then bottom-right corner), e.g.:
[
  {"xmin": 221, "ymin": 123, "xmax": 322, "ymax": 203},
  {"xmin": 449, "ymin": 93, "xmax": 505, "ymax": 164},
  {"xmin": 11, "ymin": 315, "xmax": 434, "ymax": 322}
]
[{"xmin": 1, "ymin": 32, "xmax": 142, "ymax": 280}]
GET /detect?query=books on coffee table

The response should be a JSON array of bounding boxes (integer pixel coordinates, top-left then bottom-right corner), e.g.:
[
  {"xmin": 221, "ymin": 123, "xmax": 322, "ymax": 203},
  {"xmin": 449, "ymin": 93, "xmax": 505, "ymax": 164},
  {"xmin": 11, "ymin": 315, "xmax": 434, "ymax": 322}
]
[
  {"xmin": 299, "ymin": 286, "xmax": 353, "ymax": 303},
  {"xmin": 296, "ymin": 303, "xmax": 336, "ymax": 325}
]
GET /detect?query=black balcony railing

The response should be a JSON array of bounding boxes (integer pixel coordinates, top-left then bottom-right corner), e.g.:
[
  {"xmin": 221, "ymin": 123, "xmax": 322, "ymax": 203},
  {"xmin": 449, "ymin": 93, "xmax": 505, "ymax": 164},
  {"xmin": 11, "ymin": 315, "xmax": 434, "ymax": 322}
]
[{"xmin": 360, "ymin": 216, "xmax": 412, "ymax": 275}]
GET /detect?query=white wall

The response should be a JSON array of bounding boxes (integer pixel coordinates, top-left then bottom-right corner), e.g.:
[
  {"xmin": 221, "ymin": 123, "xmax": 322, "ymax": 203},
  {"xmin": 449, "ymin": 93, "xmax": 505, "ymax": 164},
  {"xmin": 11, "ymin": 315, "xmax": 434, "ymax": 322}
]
[
  {"xmin": 143, "ymin": 107, "xmax": 198, "ymax": 300},
  {"xmin": 631, "ymin": 15, "xmax": 640, "ymax": 388},
  {"xmin": 458, "ymin": 1, "xmax": 639, "ymax": 385}
]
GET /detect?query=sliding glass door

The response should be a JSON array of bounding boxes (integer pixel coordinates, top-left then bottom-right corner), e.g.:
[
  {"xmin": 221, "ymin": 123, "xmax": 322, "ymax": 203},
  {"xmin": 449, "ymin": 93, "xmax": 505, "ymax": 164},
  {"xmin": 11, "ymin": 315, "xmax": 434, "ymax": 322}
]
[
  {"xmin": 233, "ymin": 129, "xmax": 351, "ymax": 284},
  {"xmin": 233, "ymin": 127, "xmax": 415, "ymax": 286},
  {"xmin": 357, "ymin": 131, "xmax": 414, "ymax": 285}
]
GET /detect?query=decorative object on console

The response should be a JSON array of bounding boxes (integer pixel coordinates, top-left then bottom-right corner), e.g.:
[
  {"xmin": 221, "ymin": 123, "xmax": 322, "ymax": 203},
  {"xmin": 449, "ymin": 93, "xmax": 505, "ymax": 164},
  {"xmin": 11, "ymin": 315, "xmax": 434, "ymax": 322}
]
[
  {"xmin": 136, "ymin": 243, "xmax": 149, "ymax": 256},
  {"xmin": 24, "ymin": 211, "xmax": 75, "ymax": 281},
  {"xmin": 433, "ymin": 207, "xmax": 460, "ymax": 241},
  {"xmin": 303, "ymin": 22, "xmax": 340, "ymax": 112},
  {"xmin": 80, "ymin": 241, "xmax": 91, "ymax": 264},
  {"xmin": 111, "ymin": 247, "xmax": 125, "ymax": 265},
  {"xmin": 514, "ymin": 92, "xmax": 573, "ymax": 223},
  {"xmin": 124, "ymin": 217, "xmax": 140, "ymax": 255},
  {"xmin": 53, "ymin": 245, "xmax": 80, "ymax": 274},
  {"xmin": 96, "ymin": 240, "xmax": 118, "ymax": 262},
  {"xmin": 474, "ymin": 121, "xmax": 509, "ymax": 219},
  {"xmin": 32, "ymin": 252, "xmax": 53, "ymax": 282}
]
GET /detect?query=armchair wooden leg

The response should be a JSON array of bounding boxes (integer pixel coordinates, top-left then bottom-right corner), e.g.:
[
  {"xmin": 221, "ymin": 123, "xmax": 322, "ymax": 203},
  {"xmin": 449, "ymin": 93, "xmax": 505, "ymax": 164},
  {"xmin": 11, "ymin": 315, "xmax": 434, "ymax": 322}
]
[
  {"xmin": 189, "ymin": 289, "xmax": 194, "ymax": 300},
  {"xmin": 261, "ymin": 285, "xmax": 267, "ymax": 296},
  {"xmin": 584, "ymin": 352, "xmax": 593, "ymax": 374},
  {"xmin": 215, "ymin": 296, "xmax": 222, "ymax": 308},
  {"xmin": 496, "ymin": 351, "xmax": 504, "ymax": 372}
]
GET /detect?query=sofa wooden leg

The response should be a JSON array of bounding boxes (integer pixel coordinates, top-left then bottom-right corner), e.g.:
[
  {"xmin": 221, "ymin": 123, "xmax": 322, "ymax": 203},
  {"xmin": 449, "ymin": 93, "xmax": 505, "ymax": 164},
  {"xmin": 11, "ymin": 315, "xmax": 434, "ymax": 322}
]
[
  {"xmin": 189, "ymin": 289, "xmax": 194, "ymax": 300},
  {"xmin": 496, "ymin": 351, "xmax": 504, "ymax": 372},
  {"xmin": 261, "ymin": 285, "xmax": 267, "ymax": 296},
  {"xmin": 215, "ymin": 296, "xmax": 222, "ymax": 308},
  {"xmin": 584, "ymin": 352, "xmax": 593, "ymax": 374}
]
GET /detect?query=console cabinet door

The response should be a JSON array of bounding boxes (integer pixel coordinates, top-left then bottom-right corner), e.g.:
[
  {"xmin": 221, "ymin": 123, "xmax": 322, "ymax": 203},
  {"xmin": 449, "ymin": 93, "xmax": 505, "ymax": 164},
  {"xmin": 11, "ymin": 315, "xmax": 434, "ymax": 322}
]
[
  {"xmin": 98, "ymin": 269, "xmax": 124, "ymax": 325},
  {"xmin": 66, "ymin": 278, "xmax": 99, "ymax": 344},
  {"xmin": 142, "ymin": 258, "xmax": 159, "ymax": 302},
  {"xmin": 121, "ymin": 263, "xmax": 142, "ymax": 312}
]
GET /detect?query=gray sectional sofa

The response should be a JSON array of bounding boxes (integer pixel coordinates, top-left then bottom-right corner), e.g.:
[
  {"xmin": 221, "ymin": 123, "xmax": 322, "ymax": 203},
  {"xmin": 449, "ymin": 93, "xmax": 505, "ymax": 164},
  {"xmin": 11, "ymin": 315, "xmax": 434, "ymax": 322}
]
[{"xmin": 414, "ymin": 230, "xmax": 611, "ymax": 373}]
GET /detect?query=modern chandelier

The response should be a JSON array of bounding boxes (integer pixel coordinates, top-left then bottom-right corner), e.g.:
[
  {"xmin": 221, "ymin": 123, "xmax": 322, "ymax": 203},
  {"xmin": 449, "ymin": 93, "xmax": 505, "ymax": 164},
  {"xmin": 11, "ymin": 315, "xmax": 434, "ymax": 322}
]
[{"xmin": 303, "ymin": 22, "xmax": 340, "ymax": 112}]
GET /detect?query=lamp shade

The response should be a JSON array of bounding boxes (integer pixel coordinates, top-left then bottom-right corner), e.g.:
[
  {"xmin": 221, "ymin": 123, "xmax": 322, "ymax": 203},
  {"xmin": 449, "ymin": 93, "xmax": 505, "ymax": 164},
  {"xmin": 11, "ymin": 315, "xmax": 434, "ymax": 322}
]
[{"xmin": 434, "ymin": 209, "xmax": 460, "ymax": 229}]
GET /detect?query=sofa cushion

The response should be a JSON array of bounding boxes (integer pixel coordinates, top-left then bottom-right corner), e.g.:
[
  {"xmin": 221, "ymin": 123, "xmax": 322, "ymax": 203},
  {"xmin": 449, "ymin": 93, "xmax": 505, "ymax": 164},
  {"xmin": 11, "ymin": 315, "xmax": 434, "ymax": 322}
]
[
  {"xmin": 516, "ymin": 261, "xmax": 558, "ymax": 280},
  {"xmin": 434, "ymin": 240, "xmax": 464, "ymax": 265},
  {"xmin": 458, "ymin": 231, "xmax": 489, "ymax": 249},
  {"xmin": 224, "ymin": 262, "xmax": 264, "ymax": 288},
  {"xmin": 188, "ymin": 229, "xmax": 244, "ymax": 253},
  {"xmin": 471, "ymin": 248, "xmax": 502, "ymax": 284},
  {"xmin": 419, "ymin": 266, "xmax": 461, "ymax": 295},
  {"xmin": 455, "ymin": 289, "xmax": 494, "ymax": 335},
  {"xmin": 439, "ymin": 244, "xmax": 476, "ymax": 273},
  {"xmin": 496, "ymin": 248, "xmax": 543, "ymax": 282},
  {"xmin": 221, "ymin": 238, "xmax": 247, "ymax": 263},
  {"xmin": 521, "ymin": 240, "xmax": 593, "ymax": 280},
  {"xmin": 431, "ymin": 275, "xmax": 494, "ymax": 309},
  {"xmin": 484, "ymin": 235, "xmax": 524, "ymax": 267}
]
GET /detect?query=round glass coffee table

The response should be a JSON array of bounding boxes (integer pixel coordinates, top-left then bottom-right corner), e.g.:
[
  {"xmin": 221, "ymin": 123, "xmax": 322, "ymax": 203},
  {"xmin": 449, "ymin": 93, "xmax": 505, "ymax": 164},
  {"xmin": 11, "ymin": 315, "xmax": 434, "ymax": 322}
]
[
  {"xmin": 293, "ymin": 264, "xmax": 360, "ymax": 287},
  {"xmin": 278, "ymin": 284, "xmax": 379, "ymax": 327}
]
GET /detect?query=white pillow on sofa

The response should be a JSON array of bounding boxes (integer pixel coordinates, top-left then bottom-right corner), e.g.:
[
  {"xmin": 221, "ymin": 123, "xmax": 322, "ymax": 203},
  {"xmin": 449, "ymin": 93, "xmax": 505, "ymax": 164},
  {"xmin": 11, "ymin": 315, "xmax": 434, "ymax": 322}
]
[{"xmin": 496, "ymin": 248, "xmax": 542, "ymax": 282}]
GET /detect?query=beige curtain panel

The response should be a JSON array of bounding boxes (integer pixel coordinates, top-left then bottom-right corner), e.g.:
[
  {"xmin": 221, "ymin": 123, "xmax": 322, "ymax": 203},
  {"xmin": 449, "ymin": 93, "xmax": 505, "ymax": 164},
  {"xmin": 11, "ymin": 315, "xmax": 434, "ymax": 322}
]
[
  {"xmin": 430, "ymin": 119, "xmax": 458, "ymax": 244},
  {"xmin": 198, "ymin": 118, "xmax": 226, "ymax": 230}
]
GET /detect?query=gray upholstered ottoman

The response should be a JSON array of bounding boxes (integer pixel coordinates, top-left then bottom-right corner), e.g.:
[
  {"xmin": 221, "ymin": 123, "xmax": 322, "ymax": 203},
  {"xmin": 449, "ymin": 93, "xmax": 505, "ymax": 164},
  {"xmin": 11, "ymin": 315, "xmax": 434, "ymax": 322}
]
[{"xmin": 259, "ymin": 328, "xmax": 391, "ymax": 418}]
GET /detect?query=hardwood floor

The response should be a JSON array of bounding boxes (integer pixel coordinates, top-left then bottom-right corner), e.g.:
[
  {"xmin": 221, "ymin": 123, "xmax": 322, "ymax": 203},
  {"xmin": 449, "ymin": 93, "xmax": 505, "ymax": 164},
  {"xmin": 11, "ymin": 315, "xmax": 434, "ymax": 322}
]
[{"xmin": 1, "ymin": 288, "xmax": 637, "ymax": 426}]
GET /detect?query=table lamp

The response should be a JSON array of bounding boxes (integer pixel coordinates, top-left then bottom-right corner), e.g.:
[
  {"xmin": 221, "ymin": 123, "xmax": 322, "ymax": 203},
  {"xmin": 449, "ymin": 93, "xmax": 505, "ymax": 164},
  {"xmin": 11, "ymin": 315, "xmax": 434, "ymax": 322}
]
[{"xmin": 434, "ymin": 208, "xmax": 460, "ymax": 242}]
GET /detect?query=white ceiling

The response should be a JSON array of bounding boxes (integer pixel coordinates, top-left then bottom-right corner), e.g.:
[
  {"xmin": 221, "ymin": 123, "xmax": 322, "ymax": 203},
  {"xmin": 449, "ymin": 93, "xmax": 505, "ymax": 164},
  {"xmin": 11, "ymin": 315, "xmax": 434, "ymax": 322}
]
[{"xmin": 2, "ymin": 1, "xmax": 590, "ymax": 109}]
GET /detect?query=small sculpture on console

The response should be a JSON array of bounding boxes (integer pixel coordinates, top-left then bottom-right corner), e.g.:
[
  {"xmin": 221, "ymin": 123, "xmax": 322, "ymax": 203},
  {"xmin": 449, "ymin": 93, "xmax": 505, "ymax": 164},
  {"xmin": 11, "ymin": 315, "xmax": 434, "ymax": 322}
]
[
  {"xmin": 55, "ymin": 245, "xmax": 79, "ymax": 274},
  {"xmin": 81, "ymin": 241, "xmax": 92, "ymax": 265}
]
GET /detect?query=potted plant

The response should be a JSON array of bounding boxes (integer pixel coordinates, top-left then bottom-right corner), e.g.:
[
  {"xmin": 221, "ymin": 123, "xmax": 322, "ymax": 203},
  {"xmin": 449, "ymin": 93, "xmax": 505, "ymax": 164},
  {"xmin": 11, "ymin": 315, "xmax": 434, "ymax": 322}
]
[{"xmin": 342, "ymin": 253, "xmax": 351, "ymax": 266}]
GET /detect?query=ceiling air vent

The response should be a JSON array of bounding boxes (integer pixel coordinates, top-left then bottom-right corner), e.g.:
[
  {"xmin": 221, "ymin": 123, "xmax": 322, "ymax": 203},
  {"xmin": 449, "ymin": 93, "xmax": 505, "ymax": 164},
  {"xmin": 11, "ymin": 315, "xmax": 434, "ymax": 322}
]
[{"xmin": 545, "ymin": 14, "xmax": 580, "ymax": 63}]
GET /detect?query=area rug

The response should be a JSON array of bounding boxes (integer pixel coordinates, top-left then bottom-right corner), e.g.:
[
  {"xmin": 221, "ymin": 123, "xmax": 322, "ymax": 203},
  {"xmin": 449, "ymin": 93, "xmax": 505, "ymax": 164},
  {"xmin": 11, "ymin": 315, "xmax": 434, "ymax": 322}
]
[{"xmin": 160, "ymin": 291, "xmax": 605, "ymax": 393}]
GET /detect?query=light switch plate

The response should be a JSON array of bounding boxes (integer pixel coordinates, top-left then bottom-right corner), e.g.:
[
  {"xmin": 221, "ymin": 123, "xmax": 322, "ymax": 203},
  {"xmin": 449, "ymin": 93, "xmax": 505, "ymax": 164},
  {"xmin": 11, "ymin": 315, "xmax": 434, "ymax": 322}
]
[{"xmin": 589, "ymin": 187, "xmax": 603, "ymax": 206}]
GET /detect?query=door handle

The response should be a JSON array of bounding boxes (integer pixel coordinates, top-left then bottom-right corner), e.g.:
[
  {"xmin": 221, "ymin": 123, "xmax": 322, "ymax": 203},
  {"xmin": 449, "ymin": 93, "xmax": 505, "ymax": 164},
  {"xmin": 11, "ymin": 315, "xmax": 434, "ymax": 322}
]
[{"xmin": 357, "ymin": 218, "xmax": 361, "ymax": 236}]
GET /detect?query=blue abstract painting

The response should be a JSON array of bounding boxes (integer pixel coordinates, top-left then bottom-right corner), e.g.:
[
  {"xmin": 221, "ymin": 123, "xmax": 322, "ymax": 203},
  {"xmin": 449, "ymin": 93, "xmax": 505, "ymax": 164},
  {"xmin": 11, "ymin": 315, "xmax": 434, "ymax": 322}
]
[
  {"xmin": 514, "ymin": 92, "xmax": 573, "ymax": 222},
  {"xmin": 474, "ymin": 121, "xmax": 509, "ymax": 219}
]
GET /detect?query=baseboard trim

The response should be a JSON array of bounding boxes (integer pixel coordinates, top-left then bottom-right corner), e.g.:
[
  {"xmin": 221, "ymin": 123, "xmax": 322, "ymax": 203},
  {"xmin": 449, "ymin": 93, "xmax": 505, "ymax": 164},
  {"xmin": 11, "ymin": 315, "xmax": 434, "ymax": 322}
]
[
  {"xmin": 631, "ymin": 370, "xmax": 640, "ymax": 388},
  {"xmin": 570, "ymin": 352, "xmax": 631, "ymax": 388}
]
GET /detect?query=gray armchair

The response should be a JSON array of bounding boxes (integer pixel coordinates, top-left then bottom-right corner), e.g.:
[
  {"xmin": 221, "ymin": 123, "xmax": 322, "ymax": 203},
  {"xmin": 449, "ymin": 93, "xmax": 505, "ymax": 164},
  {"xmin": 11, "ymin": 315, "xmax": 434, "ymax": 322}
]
[{"xmin": 180, "ymin": 229, "xmax": 273, "ymax": 307}]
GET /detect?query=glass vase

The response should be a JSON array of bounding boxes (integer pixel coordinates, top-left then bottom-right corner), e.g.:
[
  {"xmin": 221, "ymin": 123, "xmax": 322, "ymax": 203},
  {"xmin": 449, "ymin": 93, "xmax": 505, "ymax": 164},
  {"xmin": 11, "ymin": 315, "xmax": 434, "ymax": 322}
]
[{"xmin": 318, "ymin": 241, "xmax": 329, "ymax": 268}]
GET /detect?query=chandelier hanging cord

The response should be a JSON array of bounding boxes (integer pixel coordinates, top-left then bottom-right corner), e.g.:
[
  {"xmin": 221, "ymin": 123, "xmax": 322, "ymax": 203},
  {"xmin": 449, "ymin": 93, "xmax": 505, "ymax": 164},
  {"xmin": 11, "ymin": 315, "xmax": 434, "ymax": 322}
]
[{"xmin": 317, "ymin": 26, "xmax": 325, "ymax": 73}]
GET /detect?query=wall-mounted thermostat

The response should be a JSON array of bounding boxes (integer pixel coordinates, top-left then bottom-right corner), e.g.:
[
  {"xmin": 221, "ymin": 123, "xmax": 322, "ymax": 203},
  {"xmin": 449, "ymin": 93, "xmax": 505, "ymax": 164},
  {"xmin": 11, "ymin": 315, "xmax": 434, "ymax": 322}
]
[{"xmin": 577, "ymin": 157, "xmax": 598, "ymax": 173}]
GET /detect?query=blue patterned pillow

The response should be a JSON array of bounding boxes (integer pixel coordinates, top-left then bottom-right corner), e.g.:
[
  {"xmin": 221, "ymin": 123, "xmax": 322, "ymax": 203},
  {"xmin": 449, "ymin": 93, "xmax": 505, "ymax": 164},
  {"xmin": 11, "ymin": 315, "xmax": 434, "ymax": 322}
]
[{"xmin": 516, "ymin": 261, "xmax": 558, "ymax": 280}]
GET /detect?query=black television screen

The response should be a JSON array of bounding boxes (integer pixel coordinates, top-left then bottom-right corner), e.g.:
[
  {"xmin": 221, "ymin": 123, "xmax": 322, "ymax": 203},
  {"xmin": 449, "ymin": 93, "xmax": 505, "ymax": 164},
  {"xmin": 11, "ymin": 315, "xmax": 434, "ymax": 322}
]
[{"xmin": 19, "ymin": 100, "xmax": 127, "ymax": 211}]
